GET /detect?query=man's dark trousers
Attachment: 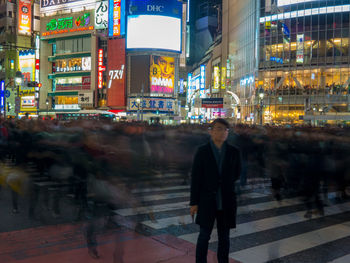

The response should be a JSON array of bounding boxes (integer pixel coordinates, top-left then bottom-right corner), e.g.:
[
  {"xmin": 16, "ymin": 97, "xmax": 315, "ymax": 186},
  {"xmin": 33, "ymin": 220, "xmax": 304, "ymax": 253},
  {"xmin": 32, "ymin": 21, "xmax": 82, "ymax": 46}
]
[{"xmin": 196, "ymin": 210, "xmax": 230, "ymax": 263}]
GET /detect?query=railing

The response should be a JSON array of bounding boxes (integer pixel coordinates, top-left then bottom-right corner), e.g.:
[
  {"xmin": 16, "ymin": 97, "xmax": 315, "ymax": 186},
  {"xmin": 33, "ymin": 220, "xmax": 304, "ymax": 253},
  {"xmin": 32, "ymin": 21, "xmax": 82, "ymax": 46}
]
[{"xmin": 256, "ymin": 94, "xmax": 349, "ymax": 105}]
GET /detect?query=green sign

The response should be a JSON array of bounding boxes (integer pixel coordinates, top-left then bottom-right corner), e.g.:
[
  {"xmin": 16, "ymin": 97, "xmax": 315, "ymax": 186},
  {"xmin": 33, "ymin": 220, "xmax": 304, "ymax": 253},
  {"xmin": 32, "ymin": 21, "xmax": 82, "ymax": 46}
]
[{"xmin": 46, "ymin": 13, "xmax": 91, "ymax": 31}]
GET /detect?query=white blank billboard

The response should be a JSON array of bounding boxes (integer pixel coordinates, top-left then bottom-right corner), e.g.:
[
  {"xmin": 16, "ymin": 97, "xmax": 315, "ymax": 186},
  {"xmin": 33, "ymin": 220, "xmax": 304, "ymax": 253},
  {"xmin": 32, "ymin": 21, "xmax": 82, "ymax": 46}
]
[{"xmin": 127, "ymin": 15, "xmax": 181, "ymax": 53}]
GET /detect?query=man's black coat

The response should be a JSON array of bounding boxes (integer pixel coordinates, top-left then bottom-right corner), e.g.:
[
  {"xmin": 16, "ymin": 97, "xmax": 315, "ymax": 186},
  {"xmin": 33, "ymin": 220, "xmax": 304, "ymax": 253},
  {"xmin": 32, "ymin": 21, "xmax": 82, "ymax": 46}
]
[{"xmin": 190, "ymin": 142, "xmax": 241, "ymax": 229}]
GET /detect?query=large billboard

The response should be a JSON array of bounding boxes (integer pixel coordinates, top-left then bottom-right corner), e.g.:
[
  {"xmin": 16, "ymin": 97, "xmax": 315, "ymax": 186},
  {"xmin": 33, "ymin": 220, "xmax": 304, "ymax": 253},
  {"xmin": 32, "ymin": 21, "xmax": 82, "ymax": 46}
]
[
  {"xmin": 126, "ymin": 0, "xmax": 182, "ymax": 52},
  {"xmin": 18, "ymin": 0, "xmax": 32, "ymax": 35},
  {"xmin": 150, "ymin": 55, "xmax": 175, "ymax": 94},
  {"xmin": 107, "ymin": 39, "xmax": 126, "ymax": 108}
]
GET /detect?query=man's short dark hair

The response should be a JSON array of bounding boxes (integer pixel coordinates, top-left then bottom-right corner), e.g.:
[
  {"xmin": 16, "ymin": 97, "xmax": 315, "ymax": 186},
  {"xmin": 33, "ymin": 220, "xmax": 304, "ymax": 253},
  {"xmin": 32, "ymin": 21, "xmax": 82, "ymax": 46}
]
[{"xmin": 209, "ymin": 118, "xmax": 230, "ymax": 129}]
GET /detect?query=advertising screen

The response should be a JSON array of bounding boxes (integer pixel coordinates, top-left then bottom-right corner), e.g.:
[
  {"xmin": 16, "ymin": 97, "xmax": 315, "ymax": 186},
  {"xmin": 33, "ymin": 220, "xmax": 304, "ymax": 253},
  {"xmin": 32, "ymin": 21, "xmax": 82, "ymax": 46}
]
[
  {"xmin": 127, "ymin": 15, "xmax": 181, "ymax": 52},
  {"xmin": 150, "ymin": 56, "xmax": 175, "ymax": 94},
  {"xmin": 18, "ymin": 0, "xmax": 32, "ymax": 35},
  {"xmin": 107, "ymin": 39, "xmax": 126, "ymax": 108}
]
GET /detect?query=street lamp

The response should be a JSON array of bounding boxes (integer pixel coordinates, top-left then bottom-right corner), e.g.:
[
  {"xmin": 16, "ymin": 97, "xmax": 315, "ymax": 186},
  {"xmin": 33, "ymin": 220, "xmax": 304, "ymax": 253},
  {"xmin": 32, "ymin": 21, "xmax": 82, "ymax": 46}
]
[
  {"xmin": 258, "ymin": 88, "xmax": 265, "ymax": 125},
  {"xmin": 45, "ymin": 98, "xmax": 49, "ymax": 118},
  {"xmin": 136, "ymin": 98, "xmax": 141, "ymax": 121},
  {"xmin": 15, "ymin": 71, "xmax": 23, "ymax": 119}
]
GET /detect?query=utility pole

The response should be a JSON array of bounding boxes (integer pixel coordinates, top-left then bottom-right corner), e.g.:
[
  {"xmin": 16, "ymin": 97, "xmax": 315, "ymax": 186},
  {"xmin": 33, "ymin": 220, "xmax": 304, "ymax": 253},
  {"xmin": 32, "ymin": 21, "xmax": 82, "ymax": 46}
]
[{"xmin": 141, "ymin": 83, "xmax": 144, "ymax": 122}]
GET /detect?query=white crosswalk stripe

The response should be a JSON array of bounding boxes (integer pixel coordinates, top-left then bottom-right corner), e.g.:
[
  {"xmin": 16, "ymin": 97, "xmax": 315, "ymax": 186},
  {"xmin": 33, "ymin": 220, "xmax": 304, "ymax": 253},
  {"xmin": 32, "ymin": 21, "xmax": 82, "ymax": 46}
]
[
  {"xmin": 179, "ymin": 201, "xmax": 350, "ymax": 244},
  {"xmin": 328, "ymin": 254, "xmax": 350, "ymax": 263},
  {"xmin": 114, "ymin": 196, "xmax": 300, "ymax": 217},
  {"xmin": 139, "ymin": 191, "xmax": 267, "ymax": 202},
  {"xmin": 229, "ymin": 222, "xmax": 350, "ymax": 263},
  {"xmin": 113, "ymin": 180, "xmax": 350, "ymax": 262}
]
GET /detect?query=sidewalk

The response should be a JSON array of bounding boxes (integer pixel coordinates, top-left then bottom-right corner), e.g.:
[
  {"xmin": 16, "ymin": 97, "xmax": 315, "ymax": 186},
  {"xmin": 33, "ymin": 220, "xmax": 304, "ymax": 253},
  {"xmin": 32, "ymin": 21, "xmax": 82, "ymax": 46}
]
[{"xmin": 0, "ymin": 222, "xmax": 239, "ymax": 263}]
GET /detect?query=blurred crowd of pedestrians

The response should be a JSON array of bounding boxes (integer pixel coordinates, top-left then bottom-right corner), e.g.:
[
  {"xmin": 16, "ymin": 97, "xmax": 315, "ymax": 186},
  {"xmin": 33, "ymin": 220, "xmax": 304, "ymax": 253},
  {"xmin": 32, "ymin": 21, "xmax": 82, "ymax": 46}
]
[{"xmin": 0, "ymin": 117, "xmax": 349, "ymax": 257}]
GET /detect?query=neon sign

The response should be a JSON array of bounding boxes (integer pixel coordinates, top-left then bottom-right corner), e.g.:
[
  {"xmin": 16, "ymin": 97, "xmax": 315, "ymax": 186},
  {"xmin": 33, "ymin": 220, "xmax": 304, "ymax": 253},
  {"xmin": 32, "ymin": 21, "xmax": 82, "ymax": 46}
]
[
  {"xmin": 98, "ymin": 49, "xmax": 106, "ymax": 89},
  {"xmin": 108, "ymin": 0, "xmax": 125, "ymax": 37},
  {"xmin": 46, "ymin": 13, "xmax": 90, "ymax": 31}
]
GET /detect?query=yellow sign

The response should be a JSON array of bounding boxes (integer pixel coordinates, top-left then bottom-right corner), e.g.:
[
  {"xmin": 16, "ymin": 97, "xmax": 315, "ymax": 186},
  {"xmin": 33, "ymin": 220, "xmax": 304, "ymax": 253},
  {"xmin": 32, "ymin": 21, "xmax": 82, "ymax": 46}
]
[
  {"xmin": 221, "ymin": 67, "xmax": 226, "ymax": 89},
  {"xmin": 213, "ymin": 66, "xmax": 220, "ymax": 92}
]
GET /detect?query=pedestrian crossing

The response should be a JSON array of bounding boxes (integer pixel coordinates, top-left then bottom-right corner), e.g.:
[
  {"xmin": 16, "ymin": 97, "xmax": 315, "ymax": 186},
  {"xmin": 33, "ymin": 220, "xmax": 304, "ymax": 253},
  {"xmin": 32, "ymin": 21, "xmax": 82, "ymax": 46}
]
[{"xmin": 112, "ymin": 173, "xmax": 350, "ymax": 263}]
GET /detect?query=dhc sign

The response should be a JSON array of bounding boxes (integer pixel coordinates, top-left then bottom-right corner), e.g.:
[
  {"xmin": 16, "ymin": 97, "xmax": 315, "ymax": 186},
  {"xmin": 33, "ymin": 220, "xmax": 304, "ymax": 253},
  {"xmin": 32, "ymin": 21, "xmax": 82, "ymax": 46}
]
[{"xmin": 128, "ymin": 0, "xmax": 182, "ymax": 18}]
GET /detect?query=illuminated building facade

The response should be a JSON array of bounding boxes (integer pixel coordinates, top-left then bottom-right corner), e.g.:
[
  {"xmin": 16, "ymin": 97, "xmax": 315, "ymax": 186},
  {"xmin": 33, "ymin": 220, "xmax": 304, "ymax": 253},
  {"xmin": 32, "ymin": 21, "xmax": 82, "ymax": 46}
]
[
  {"xmin": 258, "ymin": 0, "xmax": 350, "ymax": 124},
  {"xmin": 39, "ymin": 0, "xmax": 102, "ymax": 113},
  {"xmin": 0, "ymin": 0, "xmax": 40, "ymax": 117}
]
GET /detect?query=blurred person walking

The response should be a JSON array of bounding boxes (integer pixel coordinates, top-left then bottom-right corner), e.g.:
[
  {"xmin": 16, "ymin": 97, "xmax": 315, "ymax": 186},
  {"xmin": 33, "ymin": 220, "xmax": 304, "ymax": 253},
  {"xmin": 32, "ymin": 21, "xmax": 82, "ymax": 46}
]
[{"xmin": 190, "ymin": 118, "xmax": 241, "ymax": 263}]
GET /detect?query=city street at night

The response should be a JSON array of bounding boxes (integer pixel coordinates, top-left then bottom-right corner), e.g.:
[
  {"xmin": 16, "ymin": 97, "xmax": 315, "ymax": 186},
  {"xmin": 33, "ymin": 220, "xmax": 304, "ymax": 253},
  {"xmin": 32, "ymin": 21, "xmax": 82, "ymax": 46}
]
[{"xmin": 1, "ymin": 0, "xmax": 350, "ymax": 262}]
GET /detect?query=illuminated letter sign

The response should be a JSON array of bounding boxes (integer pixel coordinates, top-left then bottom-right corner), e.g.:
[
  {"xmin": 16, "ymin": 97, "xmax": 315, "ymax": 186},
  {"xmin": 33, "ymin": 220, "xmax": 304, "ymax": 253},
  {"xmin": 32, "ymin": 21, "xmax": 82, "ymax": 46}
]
[
  {"xmin": 200, "ymin": 65, "xmax": 205, "ymax": 91},
  {"xmin": 107, "ymin": 39, "xmax": 126, "ymax": 108},
  {"xmin": 221, "ymin": 67, "xmax": 226, "ymax": 90},
  {"xmin": 0, "ymin": 81, "xmax": 4, "ymax": 109},
  {"xmin": 95, "ymin": 1, "xmax": 108, "ymax": 29},
  {"xmin": 18, "ymin": 0, "xmax": 32, "ymax": 35},
  {"xmin": 213, "ymin": 66, "xmax": 220, "ymax": 92},
  {"xmin": 98, "ymin": 49, "xmax": 106, "ymax": 89},
  {"xmin": 108, "ymin": 0, "xmax": 125, "ymax": 37}
]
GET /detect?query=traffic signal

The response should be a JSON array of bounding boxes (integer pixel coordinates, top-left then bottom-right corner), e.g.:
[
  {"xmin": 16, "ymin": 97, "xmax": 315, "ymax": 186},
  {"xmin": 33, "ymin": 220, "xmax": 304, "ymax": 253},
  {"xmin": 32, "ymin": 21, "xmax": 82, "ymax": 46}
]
[{"xmin": 37, "ymin": 83, "xmax": 42, "ymax": 88}]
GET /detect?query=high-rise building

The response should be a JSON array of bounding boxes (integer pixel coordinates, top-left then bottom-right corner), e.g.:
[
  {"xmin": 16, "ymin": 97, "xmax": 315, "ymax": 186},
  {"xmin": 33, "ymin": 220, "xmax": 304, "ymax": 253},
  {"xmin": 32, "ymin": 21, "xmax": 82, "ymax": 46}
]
[
  {"xmin": 0, "ymin": 0, "xmax": 40, "ymax": 117},
  {"xmin": 258, "ymin": 0, "xmax": 350, "ymax": 124},
  {"xmin": 186, "ymin": 0, "xmax": 221, "ymax": 66}
]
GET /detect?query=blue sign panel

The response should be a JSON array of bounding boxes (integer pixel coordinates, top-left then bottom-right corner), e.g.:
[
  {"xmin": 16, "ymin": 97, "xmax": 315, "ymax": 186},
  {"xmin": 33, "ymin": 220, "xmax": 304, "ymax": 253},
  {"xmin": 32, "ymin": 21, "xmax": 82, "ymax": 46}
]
[
  {"xmin": 127, "ymin": 0, "xmax": 182, "ymax": 18},
  {"xmin": 108, "ymin": 0, "xmax": 126, "ymax": 37},
  {"xmin": 0, "ymin": 81, "xmax": 4, "ymax": 109},
  {"xmin": 4, "ymin": 90, "xmax": 10, "ymax": 98}
]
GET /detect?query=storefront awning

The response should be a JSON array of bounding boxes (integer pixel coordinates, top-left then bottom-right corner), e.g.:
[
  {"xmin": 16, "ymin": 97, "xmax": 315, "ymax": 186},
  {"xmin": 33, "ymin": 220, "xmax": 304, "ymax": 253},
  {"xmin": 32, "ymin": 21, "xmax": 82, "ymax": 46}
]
[{"xmin": 48, "ymin": 91, "xmax": 78, "ymax": 97}]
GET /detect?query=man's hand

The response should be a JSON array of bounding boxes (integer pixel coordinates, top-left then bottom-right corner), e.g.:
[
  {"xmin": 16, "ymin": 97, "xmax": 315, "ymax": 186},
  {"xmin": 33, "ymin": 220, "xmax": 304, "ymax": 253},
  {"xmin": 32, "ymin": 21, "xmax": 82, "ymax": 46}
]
[{"xmin": 190, "ymin": 205, "xmax": 198, "ymax": 217}]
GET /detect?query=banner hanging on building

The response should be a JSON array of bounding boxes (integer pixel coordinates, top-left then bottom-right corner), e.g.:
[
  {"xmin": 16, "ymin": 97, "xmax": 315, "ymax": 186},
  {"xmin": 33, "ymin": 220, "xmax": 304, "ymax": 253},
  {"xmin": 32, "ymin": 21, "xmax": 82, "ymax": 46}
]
[
  {"xmin": 95, "ymin": 1, "xmax": 108, "ymax": 29},
  {"xmin": 18, "ymin": 0, "xmax": 32, "ymax": 35},
  {"xmin": 150, "ymin": 55, "xmax": 175, "ymax": 94},
  {"xmin": 296, "ymin": 34, "xmax": 304, "ymax": 64}
]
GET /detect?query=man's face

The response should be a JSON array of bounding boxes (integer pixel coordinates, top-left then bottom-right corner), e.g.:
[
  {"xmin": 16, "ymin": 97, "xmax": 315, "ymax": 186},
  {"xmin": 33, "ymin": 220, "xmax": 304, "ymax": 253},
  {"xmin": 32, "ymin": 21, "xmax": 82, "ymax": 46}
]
[
  {"xmin": 209, "ymin": 123, "xmax": 229, "ymax": 144},
  {"xmin": 158, "ymin": 57, "xmax": 175, "ymax": 78}
]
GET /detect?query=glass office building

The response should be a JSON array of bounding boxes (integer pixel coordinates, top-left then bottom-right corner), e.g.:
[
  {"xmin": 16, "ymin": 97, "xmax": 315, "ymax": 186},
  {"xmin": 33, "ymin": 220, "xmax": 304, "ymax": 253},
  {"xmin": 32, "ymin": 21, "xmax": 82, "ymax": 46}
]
[{"xmin": 258, "ymin": 0, "xmax": 350, "ymax": 124}]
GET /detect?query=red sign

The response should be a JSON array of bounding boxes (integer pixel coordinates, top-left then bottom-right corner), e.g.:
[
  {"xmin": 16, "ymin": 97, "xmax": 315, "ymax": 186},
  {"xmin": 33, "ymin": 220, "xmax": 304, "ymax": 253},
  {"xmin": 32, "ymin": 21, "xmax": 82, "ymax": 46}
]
[
  {"xmin": 35, "ymin": 59, "xmax": 40, "ymax": 70},
  {"xmin": 107, "ymin": 39, "xmax": 125, "ymax": 108},
  {"xmin": 18, "ymin": 0, "xmax": 32, "ymax": 35},
  {"xmin": 97, "ymin": 49, "xmax": 105, "ymax": 89},
  {"xmin": 83, "ymin": 76, "xmax": 91, "ymax": 87}
]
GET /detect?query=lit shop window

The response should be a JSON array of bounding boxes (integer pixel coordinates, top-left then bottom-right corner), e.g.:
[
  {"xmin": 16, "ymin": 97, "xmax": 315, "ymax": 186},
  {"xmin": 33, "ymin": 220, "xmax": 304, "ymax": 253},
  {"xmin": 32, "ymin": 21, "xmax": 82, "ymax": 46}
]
[
  {"xmin": 55, "ymin": 57, "xmax": 91, "ymax": 72},
  {"xmin": 56, "ymin": 96, "xmax": 78, "ymax": 105}
]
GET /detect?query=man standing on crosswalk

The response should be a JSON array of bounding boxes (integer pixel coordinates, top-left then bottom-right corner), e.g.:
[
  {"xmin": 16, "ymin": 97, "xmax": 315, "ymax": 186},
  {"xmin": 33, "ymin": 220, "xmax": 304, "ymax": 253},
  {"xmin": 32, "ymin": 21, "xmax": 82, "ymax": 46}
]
[{"xmin": 190, "ymin": 118, "xmax": 241, "ymax": 263}]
